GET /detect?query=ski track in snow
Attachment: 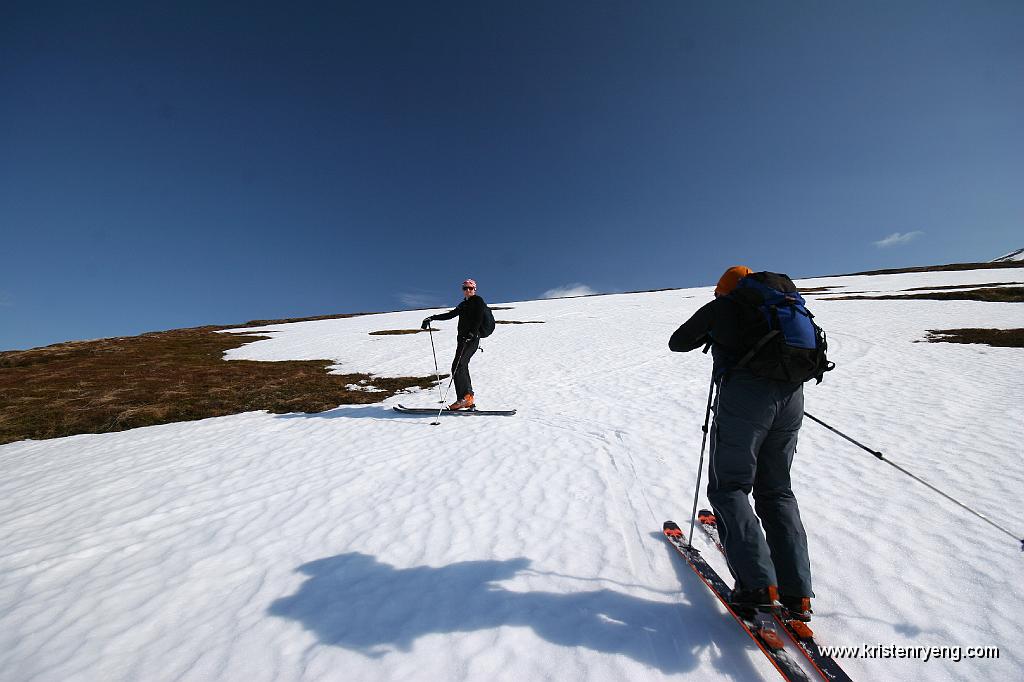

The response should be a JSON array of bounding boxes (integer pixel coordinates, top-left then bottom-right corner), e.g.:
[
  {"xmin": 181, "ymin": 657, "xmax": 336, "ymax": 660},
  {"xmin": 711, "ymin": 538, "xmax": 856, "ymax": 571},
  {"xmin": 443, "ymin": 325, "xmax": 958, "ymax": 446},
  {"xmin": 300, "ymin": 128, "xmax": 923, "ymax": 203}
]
[{"xmin": 2, "ymin": 268, "xmax": 1023, "ymax": 681}]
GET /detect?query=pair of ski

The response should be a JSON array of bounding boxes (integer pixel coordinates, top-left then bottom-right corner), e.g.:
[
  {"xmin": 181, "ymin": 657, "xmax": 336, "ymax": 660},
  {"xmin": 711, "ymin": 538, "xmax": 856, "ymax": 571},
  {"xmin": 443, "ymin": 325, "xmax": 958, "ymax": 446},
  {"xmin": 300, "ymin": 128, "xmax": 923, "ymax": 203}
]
[
  {"xmin": 663, "ymin": 512, "xmax": 851, "ymax": 682},
  {"xmin": 393, "ymin": 404, "xmax": 516, "ymax": 416}
]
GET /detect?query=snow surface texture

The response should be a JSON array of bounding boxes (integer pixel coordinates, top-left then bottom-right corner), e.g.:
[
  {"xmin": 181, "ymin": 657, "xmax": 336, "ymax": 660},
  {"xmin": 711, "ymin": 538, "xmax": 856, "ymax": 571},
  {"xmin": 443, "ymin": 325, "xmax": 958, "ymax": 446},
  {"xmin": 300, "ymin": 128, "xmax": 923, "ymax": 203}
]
[{"xmin": 2, "ymin": 268, "xmax": 1023, "ymax": 682}]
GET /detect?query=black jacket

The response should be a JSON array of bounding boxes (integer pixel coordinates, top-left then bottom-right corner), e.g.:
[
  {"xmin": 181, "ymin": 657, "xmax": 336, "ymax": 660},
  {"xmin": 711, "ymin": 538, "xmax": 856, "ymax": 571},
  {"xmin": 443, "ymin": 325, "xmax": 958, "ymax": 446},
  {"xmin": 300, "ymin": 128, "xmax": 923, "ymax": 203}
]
[
  {"xmin": 433, "ymin": 295, "xmax": 487, "ymax": 338},
  {"xmin": 668, "ymin": 293, "xmax": 758, "ymax": 377}
]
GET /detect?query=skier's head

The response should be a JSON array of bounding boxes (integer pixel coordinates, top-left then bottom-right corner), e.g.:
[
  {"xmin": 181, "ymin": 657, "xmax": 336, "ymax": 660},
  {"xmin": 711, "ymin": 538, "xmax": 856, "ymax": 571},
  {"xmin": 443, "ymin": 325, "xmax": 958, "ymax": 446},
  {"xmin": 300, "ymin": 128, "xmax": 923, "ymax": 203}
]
[
  {"xmin": 714, "ymin": 266, "xmax": 752, "ymax": 297},
  {"xmin": 462, "ymin": 278, "xmax": 477, "ymax": 298}
]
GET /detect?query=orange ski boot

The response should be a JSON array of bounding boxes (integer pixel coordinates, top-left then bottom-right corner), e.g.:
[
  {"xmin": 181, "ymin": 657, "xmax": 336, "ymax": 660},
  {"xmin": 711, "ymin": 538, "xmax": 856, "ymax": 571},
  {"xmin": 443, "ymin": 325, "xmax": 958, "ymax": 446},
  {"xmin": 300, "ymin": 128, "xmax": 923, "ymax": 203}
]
[
  {"xmin": 780, "ymin": 595, "xmax": 813, "ymax": 622},
  {"xmin": 448, "ymin": 394, "xmax": 475, "ymax": 410}
]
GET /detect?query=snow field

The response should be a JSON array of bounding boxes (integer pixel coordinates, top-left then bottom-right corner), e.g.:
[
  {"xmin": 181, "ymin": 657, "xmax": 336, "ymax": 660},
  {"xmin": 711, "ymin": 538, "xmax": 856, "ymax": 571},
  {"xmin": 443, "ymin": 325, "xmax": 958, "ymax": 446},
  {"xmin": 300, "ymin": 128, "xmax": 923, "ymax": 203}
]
[{"xmin": 1, "ymin": 267, "xmax": 1022, "ymax": 681}]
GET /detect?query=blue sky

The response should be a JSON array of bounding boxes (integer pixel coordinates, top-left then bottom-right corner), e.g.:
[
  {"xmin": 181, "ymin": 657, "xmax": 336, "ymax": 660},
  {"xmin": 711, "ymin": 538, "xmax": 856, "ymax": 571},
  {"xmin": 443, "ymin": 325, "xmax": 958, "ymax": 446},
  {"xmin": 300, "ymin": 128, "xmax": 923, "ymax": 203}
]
[{"xmin": 2, "ymin": 1, "xmax": 1022, "ymax": 351}]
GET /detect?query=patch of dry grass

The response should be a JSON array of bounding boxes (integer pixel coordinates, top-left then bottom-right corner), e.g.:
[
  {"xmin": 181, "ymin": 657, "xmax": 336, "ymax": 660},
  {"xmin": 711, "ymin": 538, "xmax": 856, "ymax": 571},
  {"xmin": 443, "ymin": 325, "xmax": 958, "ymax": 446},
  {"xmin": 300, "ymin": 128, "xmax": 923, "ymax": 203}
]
[
  {"xmin": 0, "ymin": 327, "xmax": 436, "ymax": 445},
  {"xmin": 496, "ymin": 320, "xmax": 545, "ymax": 325},
  {"xmin": 369, "ymin": 329, "xmax": 429, "ymax": 336},
  {"xmin": 235, "ymin": 312, "xmax": 366, "ymax": 327},
  {"xmin": 623, "ymin": 287, "xmax": 683, "ymax": 294},
  {"xmin": 825, "ymin": 287, "xmax": 1024, "ymax": 303},
  {"xmin": 901, "ymin": 282, "xmax": 1021, "ymax": 292},
  {"xmin": 823, "ymin": 261, "xmax": 1024, "ymax": 278},
  {"xmin": 923, "ymin": 328, "xmax": 1024, "ymax": 348}
]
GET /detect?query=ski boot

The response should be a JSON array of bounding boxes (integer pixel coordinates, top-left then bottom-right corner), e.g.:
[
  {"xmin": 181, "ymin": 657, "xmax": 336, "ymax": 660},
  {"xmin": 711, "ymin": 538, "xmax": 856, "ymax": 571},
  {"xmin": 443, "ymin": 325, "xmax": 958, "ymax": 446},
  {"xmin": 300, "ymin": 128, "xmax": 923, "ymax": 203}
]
[
  {"xmin": 447, "ymin": 394, "xmax": 475, "ymax": 411},
  {"xmin": 780, "ymin": 595, "xmax": 813, "ymax": 622},
  {"xmin": 730, "ymin": 585, "xmax": 779, "ymax": 618}
]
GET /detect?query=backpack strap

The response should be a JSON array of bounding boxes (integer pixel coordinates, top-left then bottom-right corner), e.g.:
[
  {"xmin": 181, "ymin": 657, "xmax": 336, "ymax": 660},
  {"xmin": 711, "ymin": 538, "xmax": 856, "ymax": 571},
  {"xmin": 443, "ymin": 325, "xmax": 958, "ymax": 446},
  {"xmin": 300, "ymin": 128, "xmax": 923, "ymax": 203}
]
[
  {"xmin": 733, "ymin": 329, "xmax": 779, "ymax": 371},
  {"xmin": 732, "ymin": 303, "xmax": 787, "ymax": 378}
]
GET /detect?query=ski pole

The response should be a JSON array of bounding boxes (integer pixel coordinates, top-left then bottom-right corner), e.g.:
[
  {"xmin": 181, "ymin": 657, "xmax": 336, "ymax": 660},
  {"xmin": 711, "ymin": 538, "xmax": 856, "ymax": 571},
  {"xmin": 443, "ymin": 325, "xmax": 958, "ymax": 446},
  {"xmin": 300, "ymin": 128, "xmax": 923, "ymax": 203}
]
[
  {"xmin": 805, "ymin": 412, "xmax": 1024, "ymax": 552},
  {"xmin": 687, "ymin": 376, "xmax": 719, "ymax": 548},
  {"xmin": 432, "ymin": 341, "xmax": 469, "ymax": 426},
  {"xmin": 426, "ymin": 325, "xmax": 444, "ymax": 404}
]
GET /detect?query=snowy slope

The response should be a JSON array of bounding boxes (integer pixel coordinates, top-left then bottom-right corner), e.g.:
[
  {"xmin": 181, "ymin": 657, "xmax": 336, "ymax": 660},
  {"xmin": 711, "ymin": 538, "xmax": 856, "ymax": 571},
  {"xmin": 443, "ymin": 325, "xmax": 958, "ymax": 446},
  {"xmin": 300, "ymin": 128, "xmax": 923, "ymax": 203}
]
[
  {"xmin": 2, "ymin": 267, "xmax": 1023, "ymax": 682},
  {"xmin": 991, "ymin": 248, "xmax": 1024, "ymax": 262}
]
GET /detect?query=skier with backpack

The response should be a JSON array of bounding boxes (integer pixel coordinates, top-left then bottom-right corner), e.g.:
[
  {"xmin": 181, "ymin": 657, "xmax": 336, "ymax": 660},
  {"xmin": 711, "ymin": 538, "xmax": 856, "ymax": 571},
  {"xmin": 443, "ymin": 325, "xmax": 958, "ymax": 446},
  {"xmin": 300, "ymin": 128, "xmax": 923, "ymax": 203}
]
[
  {"xmin": 669, "ymin": 266, "xmax": 833, "ymax": 622},
  {"xmin": 422, "ymin": 278, "xmax": 496, "ymax": 411}
]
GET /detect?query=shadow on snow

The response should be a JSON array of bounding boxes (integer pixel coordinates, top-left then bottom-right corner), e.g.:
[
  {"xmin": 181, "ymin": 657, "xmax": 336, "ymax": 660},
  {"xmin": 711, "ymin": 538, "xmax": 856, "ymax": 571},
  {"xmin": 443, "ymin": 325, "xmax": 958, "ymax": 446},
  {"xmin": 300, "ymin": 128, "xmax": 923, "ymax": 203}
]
[
  {"xmin": 267, "ymin": 545, "xmax": 766, "ymax": 678},
  {"xmin": 273, "ymin": 404, "xmax": 434, "ymax": 423}
]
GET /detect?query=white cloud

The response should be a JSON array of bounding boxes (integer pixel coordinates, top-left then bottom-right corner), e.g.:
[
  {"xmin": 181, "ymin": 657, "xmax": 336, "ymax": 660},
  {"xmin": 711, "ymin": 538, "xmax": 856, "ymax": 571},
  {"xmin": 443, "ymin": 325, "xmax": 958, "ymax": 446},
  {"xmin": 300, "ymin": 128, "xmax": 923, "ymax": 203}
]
[
  {"xmin": 873, "ymin": 231, "xmax": 924, "ymax": 248},
  {"xmin": 397, "ymin": 291, "xmax": 442, "ymax": 309},
  {"xmin": 542, "ymin": 283, "xmax": 598, "ymax": 299}
]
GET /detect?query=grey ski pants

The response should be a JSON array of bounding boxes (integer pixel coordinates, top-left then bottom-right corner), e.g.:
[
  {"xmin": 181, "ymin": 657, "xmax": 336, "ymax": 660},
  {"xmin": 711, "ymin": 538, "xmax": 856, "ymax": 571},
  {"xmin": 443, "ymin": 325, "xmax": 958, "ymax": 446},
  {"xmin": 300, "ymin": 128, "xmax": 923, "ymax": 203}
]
[{"xmin": 707, "ymin": 369, "xmax": 813, "ymax": 598}]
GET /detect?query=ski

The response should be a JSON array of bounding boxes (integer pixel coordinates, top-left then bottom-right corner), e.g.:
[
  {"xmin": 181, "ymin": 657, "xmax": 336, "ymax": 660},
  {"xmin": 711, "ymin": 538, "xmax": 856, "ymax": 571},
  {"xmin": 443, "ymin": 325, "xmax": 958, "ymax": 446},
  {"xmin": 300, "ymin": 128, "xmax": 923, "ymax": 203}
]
[
  {"xmin": 695, "ymin": 510, "xmax": 853, "ymax": 682},
  {"xmin": 393, "ymin": 404, "xmax": 516, "ymax": 416},
  {"xmin": 663, "ymin": 521, "xmax": 812, "ymax": 682}
]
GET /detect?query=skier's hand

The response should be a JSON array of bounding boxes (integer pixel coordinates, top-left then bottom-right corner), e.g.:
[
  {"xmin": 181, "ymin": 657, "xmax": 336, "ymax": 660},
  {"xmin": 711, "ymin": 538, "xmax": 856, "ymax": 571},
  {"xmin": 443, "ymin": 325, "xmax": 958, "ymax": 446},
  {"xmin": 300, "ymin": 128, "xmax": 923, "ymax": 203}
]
[
  {"xmin": 461, "ymin": 333, "xmax": 477, "ymax": 343},
  {"xmin": 421, "ymin": 317, "xmax": 433, "ymax": 330}
]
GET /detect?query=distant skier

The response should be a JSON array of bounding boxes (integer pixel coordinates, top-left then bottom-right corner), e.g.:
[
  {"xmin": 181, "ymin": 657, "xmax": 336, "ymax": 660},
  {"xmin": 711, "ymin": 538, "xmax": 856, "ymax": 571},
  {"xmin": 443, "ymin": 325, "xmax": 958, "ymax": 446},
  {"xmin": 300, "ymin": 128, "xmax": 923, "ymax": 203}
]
[
  {"xmin": 668, "ymin": 265, "xmax": 831, "ymax": 622},
  {"xmin": 422, "ymin": 278, "xmax": 489, "ymax": 411}
]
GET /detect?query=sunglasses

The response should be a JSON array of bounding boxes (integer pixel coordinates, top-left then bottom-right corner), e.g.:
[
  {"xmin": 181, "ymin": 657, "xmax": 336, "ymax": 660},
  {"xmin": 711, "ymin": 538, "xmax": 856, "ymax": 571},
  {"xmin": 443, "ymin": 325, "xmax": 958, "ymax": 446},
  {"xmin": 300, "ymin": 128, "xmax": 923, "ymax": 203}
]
[{"xmin": 462, "ymin": 286, "xmax": 476, "ymax": 291}]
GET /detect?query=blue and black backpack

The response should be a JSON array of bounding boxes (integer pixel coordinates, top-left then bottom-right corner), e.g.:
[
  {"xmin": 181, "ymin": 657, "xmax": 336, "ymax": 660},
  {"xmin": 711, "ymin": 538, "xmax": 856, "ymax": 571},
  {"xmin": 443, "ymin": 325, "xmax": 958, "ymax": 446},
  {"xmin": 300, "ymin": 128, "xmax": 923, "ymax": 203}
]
[{"xmin": 728, "ymin": 272, "xmax": 835, "ymax": 384}]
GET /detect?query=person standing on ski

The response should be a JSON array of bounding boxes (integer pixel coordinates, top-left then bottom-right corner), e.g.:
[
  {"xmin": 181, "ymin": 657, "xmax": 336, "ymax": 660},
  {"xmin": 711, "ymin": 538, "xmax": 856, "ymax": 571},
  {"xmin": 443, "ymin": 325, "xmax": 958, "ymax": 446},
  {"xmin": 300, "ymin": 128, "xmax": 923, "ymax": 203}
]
[
  {"xmin": 422, "ymin": 278, "xmax": 486, "ymax": 411},
  {"xmin": 668, "ymin": 265, "xmax": 815, "ymax": 621}
]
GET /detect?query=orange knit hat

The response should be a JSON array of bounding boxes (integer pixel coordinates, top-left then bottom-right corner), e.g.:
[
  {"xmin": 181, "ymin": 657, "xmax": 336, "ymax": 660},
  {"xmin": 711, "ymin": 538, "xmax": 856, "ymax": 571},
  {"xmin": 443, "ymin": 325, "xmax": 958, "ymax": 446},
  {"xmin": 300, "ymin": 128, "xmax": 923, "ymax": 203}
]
[{"xmin": 714, "ymin": 266, "xmax": 753, "ymax": 296}]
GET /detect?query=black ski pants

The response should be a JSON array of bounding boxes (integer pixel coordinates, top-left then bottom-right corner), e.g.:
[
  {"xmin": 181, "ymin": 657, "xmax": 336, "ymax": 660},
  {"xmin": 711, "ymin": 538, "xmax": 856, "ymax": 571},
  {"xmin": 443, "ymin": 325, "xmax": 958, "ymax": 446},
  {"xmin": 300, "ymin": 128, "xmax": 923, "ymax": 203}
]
[{"xmin": 452, "ymin": 337, "xmax": 479, "ymax": 398}]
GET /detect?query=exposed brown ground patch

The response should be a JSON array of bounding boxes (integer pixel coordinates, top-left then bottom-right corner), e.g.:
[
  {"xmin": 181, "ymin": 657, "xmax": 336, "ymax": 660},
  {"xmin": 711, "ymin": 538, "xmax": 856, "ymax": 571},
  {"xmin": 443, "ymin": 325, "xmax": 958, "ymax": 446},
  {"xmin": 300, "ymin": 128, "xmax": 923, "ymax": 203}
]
[
  {"xmin": 825, "ymin": 287, "xmax": 1024, "ymax": 303},
  {"xmin": 235, "ymin": 312, "xmax": 367, "ymax": 327},
  {"xmin": 901, "ymin": 282, "xmax": 1022, "ymax": 291},
  {"xmin": 0, "ymin": 327, "xmax": 436, "ymax": 445},
  {"xmin": 624, "ymin": 287, "xmax": 683, "ymax": 294},
  {"xmin": 369, "ymin": 319, "xmax": 541, "ymax": 335},
  {"xmin": 923, "ymin": 328, "xmax": 1024, "ymax": 348},
  {"xmin": 821, "ymin": 261, "xmax": 1024, "ymax": 278}
]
